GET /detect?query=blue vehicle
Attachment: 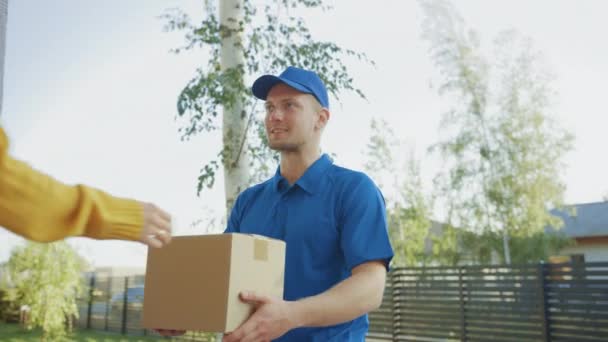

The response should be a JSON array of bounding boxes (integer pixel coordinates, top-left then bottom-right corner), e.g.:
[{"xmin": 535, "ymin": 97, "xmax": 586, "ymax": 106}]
[
  {"xmin": 111, "ymin": 286, "xmax": 145, "ymax": 305},
  {"xmin": 109, "ymin": 285, "xmax": 145, "ymax": 319}
]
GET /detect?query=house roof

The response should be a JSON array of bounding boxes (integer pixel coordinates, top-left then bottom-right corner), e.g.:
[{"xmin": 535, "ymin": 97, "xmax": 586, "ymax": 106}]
[{"xmin": 550, "ymin": 201, "xmax": 608, "ymax": 238}]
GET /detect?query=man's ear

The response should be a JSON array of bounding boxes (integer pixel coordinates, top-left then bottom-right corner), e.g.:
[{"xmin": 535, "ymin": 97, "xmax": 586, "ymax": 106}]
[{"xmin": 316, "ymin": 108, "xmax": 330, "ymax": 131}]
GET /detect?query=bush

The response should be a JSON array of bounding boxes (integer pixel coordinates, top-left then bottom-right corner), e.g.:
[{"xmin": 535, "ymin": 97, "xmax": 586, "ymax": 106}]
[{"xmin": 0, "ymin": 289, "xmax": 19, "ymax": 323}]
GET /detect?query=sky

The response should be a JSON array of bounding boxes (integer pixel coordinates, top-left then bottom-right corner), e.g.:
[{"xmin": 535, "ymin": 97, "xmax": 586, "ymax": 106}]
[{"xmin": 1, "ymin": 0, "xmax": 607, "ymax": 268}]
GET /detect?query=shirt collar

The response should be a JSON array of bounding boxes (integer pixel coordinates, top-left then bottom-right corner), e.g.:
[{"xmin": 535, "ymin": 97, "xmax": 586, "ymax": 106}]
[{"xmin": 272, "ymin": 154, "xmax": 333, "ymax": 195}]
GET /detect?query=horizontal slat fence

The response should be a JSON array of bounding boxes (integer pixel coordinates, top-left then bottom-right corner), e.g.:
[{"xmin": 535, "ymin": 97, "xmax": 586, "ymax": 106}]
[
  {"xmin": 545, "ymin": 262, "xmax": 608, "ymax": 342},
  {"xmin": 78, "ymin": 262, "xmax": 608, "ymax": 341},
  {"xmin": 367, "ymin": 262, "xmax": 608, "ymax": 341}
]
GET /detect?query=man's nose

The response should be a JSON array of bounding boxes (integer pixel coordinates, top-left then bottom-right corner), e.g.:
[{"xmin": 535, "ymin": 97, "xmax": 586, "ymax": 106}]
[{"xmin": 269, "ymin": 109, "xmax": 284, "ymax": 121}]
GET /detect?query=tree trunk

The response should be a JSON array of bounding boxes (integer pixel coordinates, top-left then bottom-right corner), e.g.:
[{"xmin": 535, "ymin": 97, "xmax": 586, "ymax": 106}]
[
  {"xmin": 220, "ymin": 0, "xmax": 249, "ymax": 216},
  {"xmin": 0, "ymin": 0, "xmax": 8, "ymax": 117},
  {"xmin": 502, "ymin": 229, "xmax": 511, "ymax": 264}
]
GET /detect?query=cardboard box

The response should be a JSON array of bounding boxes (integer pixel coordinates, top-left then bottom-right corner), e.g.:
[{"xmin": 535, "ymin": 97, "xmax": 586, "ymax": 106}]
[{"xmin": 141, "ymin": 233, "xmax": 285, "ymax": 332}]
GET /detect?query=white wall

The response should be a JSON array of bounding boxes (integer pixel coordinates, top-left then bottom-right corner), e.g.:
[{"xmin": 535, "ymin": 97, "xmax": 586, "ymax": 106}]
[{"xmin": 561, "ymin": 243, "xmax": 608, "ymax": 262}]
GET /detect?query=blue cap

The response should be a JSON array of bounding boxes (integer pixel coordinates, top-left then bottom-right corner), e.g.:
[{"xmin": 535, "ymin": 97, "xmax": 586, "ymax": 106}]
[{"xmin": 251, "ymin": 66, "xmax": 329, "ymax": 108}]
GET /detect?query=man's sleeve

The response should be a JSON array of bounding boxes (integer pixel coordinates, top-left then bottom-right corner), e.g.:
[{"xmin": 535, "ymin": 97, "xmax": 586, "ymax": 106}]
[{"xmin": 339, "ymin": 173, "xmax": 394, "ymax": 271}]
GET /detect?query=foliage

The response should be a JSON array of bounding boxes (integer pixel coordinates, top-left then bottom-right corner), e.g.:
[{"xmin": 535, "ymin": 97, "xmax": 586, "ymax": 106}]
[
  {"xmin": 429, "ymin": 224, "xmax": 458, "ymax": 266},
  {"xmin": 3, "ymin": 242, "xmax": 86, "ymax": 341},
  {"xmin": 420, "ymin": 0, "xmax": 573, "ymax": 263},
  {"xmin": 162, "ymin": 0, "xmax": 372, "ymax": 206},
  {"xmin": 0, "ymin": 288, "xmax": 18, "ymax": 323},
  {"xmin": 364, "ymin": 118, "xmax": 433, "ymax": 266}
]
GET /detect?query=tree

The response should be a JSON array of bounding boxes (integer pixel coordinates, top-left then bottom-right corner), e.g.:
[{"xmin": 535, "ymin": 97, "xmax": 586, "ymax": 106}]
[
  {"xmin": 3, "ymin": 242, "xmax": 86, "ymax": 340},
  {"xmin": 364, "ymin": 118, "xmax": 432, "ymax": 266},
  {"xmin": 430, "ymin": 224, "xmax": 467, "ymax": 266},
  {"xmin": 389, "ymin": 157, "xmax": 433, "ymax": 266},
  {"xmin": 162, "ymin": 0, "xmax": 370, "ymax": 214},
  {"xmin": 421, "ymin": 0, "xmax": 573, "ymax": 264}
]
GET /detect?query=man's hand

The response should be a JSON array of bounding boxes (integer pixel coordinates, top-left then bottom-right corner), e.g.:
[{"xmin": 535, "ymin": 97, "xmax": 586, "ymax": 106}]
[
  {"xmin": 139, "ymin": 202, "xmax": 173, "ymax": 248},
  {"xmin": 222, "ymin": 291, "xmax": 299, "ymax": 342}
]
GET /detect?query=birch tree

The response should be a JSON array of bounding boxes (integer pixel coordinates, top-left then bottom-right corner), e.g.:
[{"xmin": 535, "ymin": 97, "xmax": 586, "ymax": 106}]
[
  {"xmin": 421, "ymin": 0, "xmax": 573, "ymax": 263},
  {"xmin": 364, "ymin": 118, "xmax": 432, "ymax": 266},
  {"xmin": 163, "ymin": 0, "xmax": 370, "ymax": 214}
]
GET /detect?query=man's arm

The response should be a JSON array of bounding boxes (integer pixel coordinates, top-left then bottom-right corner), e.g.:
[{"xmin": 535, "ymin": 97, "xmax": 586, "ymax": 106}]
[
  {"xmin": 291, "ymin": 261, "xmax": 386, "ymax": 327},
  {"xmin": 223, "ymin": 260, "xmax": 387, "ymax": 342}
]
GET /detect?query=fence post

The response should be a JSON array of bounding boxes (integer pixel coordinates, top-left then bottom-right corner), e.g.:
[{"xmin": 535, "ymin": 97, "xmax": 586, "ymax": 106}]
[
  {"xmin": 392, "ymin": 270, "xmax": 399, "ymax": 342},
  {"xmin": 458, "ymin": 266, "xmax": 466, "ymax": 342},
  {"xmin": 121, "ymin": 277, "xmax": 129, "ymax": 335},
  {"xmin": 86, "ymin": 273, "xmax": 96, "ymax": 330},
  {"xmin": 537, "ymin": 263, "xmax": 550, "ymax": 342},
  {"xmin": 104, "ymin": 277, "xmax": 111, "ymax": 331}
]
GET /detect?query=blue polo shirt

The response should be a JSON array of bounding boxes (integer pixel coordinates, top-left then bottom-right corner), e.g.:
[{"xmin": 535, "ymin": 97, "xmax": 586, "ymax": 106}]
[{"xmin": 225, "ymin": 154, "xmax": 393, "ymax": 341}]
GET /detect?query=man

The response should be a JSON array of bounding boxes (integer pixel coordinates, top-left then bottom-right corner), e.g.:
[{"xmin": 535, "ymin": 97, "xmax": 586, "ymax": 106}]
[
  {"xmin": 0, "ymin": 126, "xmax": 172, "ymax": 247},
  {"xmin": 223, "ymin": 66, "xmax": 393, "ymax": 341}
]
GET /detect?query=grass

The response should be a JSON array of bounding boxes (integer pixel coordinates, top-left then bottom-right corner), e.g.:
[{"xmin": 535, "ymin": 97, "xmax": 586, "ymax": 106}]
[{"xmin": 0, "ymin": 322, "xmax": 166, "ymax": 342}]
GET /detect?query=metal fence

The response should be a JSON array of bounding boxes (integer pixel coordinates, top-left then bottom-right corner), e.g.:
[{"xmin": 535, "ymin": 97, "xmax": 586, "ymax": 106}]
[
  {"xmin": 75, "ymin": 273, "xmax": 215, "ymax": 341},
  {"xmin": 76, "ymin": 273, "xmax": 147, "ymax": 336},
  {"xmin": 78, "ymin": 262, "xmax": 608, "ymax": 341}
]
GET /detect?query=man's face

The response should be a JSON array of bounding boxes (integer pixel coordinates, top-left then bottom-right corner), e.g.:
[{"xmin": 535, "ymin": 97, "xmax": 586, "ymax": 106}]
[{"xmin": 264, "ymin": 83, "xmax": 324, "ymax": 152}]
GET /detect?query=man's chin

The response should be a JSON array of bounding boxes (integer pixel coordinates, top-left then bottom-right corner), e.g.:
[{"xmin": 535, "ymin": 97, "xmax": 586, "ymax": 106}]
[{"xmin": 269, "ymin": 143, "xmax": 299, "ymax": 152}]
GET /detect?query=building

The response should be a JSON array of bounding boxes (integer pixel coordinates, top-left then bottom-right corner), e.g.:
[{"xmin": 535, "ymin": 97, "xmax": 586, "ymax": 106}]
[{"xmin": 550, "ymin": 201, "xmax": 608, "ymax": 262}]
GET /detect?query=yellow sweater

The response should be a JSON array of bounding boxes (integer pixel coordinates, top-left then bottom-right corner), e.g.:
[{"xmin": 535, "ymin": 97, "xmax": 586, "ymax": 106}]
[{"xmin": 0, "ymin": 127, "xmax": 143, "ymax": 242}]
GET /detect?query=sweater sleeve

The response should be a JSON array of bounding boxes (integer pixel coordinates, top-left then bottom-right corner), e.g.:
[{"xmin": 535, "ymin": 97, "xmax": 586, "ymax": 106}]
[{"xmin": 0, "ymin": 127, "xmax": 143, "ymax": 242}]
